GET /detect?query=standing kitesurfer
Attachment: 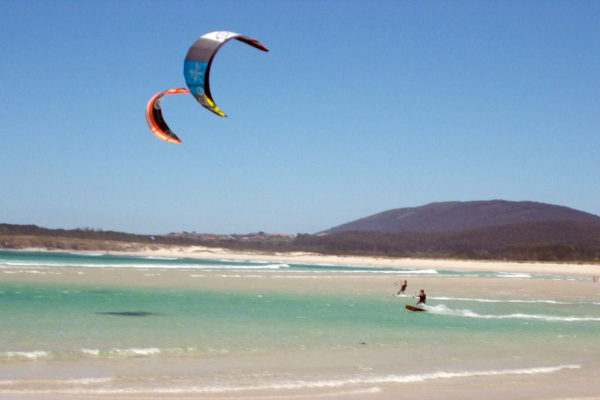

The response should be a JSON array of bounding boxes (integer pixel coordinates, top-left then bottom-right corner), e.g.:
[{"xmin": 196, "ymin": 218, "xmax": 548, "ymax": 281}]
[
  {"xmin": 396, "ymin": 280, "xmax": 408, "ymax": 295},
  {"xmin": 416, "ymin": 289, "xmax": 426, "ymax": 306}
]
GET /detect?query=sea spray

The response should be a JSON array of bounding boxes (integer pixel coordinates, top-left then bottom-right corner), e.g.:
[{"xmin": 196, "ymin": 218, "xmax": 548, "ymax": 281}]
[
  {"xmin": 425, "ymin": 304, "xmax": 600, "ymax": 322},
  {"xmin": 430, "ymin": 296, "xmax": 570, "ymax": 304}
]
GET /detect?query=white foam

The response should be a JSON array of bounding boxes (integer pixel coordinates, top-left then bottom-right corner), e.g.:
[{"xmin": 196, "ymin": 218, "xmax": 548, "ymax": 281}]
[
  {"xmin": 108, "ymin": 348, "xmax": 161, "ymax": 357},
  {"xmin": 430, "ymin": 296, "xmax": 569, "ymax": 304},
  {"xmin": 0, "ymin": 350, "xmax": 50, "ymax": 360},
  {"xmin": 426, "ymin": 304, "xmax": 600, "ymax": 322},
  {"xmin": 290, "ymin": 269, "xmax": 439, "ymax": 275},
  {"xmin": 64, "ymin": 377, "xmax": 114, "ymax": 385},
  {"xmin": 197, "ymin": 365, "xmax": 578, "ymax": 392},
  {"xmin": 68, "ymin": 252, "xmax": 105, "ymax": 257},
  {"xmin": 0, "ymin": 376, "xmax": 113, "ymax": 387},
  {"xmin": 256, "ymin": 263, "xmax": 290, "ymax": 269},
  {"xmin": 218, "ymin": 274, "xmax": 264, "ymax": 278},
  {"xmin": 1, "ymin": 261, "xmax": 291, "ymax": 270},
  {"xmin": 219, "ymin": 259, "xmax": 271, "ymax": 264},
  {"xmin": 341, "ymin": 269, "xmax": 439, "ymax": 275},
  {"xmin": 496, "ymin": 272, "xmax": 532, "ymax": 279},
  {"xmin": 388, "ymin": 269, "xmax": 439, "ymax": 275},
  {"xmin": 79, "ymin": 347, "xmax": 203, "ymax": 358},
  {"xmin": 0, "ymin": 365, "xmax": 578, "ymax": 395},
  {"xmin": 81, "ymin": 349, "xmax": 100, "ymax": 357}
]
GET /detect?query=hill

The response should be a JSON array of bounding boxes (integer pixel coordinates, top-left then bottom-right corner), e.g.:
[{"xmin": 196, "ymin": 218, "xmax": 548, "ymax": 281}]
[
  {"xmin": 2, "ymin": 200, "xmax": 600, "ymax": 262},
  {"xmin": 324, "ymin": 200, "xmax": 600, "ymax": 233},
  {"xmin": 299, "ymin": 220, "xmax": 600, "ymax": 261}
]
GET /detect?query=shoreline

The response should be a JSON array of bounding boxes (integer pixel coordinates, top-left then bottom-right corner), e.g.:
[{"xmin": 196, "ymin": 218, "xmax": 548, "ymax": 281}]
[{"xmin": 11, "ymin": 245, "xmax": 600, "ymax": 276}]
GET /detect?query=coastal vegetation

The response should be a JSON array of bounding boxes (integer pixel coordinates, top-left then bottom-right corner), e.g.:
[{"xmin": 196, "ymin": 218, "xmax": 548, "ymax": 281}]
[{"xmin": 2, "ymin": 220, "xmax": 599, "ymax": 262}]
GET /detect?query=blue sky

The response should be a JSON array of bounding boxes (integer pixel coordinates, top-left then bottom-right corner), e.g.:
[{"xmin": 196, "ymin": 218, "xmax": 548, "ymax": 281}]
[{"xmin": 1, "ymin": 0, "xmax": 598, "ymax": 234}]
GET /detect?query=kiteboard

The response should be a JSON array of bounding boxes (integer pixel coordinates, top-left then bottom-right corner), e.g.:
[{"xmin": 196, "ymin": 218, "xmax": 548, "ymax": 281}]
[{"xmin": 405, "ymin": 304, "xmax": 426, "ymax": 312}]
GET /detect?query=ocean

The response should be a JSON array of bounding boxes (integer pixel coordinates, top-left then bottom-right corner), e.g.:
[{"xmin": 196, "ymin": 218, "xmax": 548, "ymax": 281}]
[{"xmin": 1, "ymin": 250, "xmax": 599, "ymax": 398}]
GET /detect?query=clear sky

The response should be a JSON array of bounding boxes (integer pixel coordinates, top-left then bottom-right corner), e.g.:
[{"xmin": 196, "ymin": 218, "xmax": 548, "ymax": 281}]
[{"xmin": 1, "ymin": 0, "xmax": 599, "ymax": 234}]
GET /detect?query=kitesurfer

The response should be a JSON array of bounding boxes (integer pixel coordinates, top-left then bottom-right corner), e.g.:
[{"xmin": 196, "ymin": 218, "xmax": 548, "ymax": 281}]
[
  {"xmin": 416, "ymin": 289, "xmax": 426, "ymax": 306},
  {"xmin": 396, "ymin": 280, "xmax": 408, "ymax": 295}
]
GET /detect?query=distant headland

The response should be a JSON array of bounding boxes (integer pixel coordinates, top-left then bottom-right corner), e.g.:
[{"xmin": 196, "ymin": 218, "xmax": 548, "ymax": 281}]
[{"xmin": 2, "ymin": 200, "xmax": 599, "ymax": 262}]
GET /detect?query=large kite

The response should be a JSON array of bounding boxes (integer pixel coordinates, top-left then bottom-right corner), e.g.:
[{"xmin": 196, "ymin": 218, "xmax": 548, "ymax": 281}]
[{"xmin": 145, "ymin": 31, "xmax": 269, "ymax": 144}]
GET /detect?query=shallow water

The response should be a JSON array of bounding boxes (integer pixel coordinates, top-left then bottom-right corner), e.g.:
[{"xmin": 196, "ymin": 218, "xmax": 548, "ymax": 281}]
[
  {"xmin": 1, "ymin": 251, "xmax": 599, "ymax": 397},
  {"xmin": 0, "ymin": 250, "xmax": 591, "ymax": 280}
]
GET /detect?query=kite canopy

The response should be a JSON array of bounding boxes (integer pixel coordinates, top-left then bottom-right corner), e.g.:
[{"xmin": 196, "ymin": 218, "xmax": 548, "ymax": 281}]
[
  {"xmin": 145, "ymin": 88, "xmax": 190, "ymax": 144},
  {"xmin": 183, "ymin": 31, "xmax": 269, "ymax": 117}
]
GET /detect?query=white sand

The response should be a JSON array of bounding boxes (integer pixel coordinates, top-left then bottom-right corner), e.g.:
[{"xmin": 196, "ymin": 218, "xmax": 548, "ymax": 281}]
[{"xmin": 96, "ymin": 244, "xmax": 600, "ymax": 276}]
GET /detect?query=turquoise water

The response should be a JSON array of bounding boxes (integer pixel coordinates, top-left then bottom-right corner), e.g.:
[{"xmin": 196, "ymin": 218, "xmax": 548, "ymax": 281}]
[
  {"xmin": 1, "ymin": 250, "xmax": 599, "ymax": 397},
  {"xmin": 0, "ymin": 249, "xmax": 589, "ymax": 280}
]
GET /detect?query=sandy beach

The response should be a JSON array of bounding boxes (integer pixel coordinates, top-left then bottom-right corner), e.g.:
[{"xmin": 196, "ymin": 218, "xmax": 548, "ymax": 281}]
[{"xmin": 96, "ymin": 244, "xmax": 600, "ymax": 277}]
